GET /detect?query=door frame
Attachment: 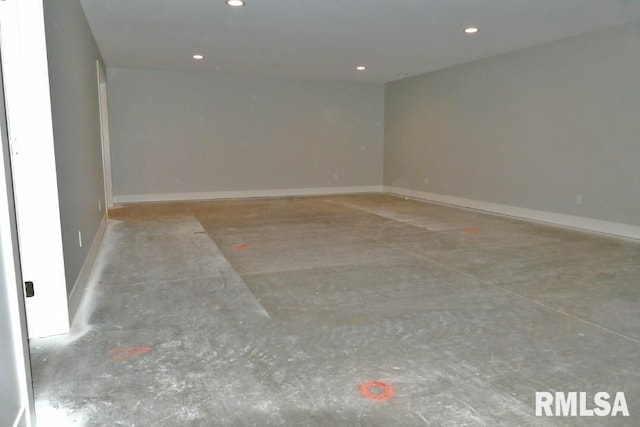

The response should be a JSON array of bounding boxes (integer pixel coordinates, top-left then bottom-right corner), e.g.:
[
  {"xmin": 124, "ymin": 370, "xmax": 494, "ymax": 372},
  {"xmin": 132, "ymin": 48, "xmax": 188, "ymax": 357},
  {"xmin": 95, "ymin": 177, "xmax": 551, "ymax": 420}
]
[
  {"xmin": 0, "ymin": 24, "xmax": 35, "ymax": 427},
  {"xmin": 0, "ymin": 0, "xmax": 70, "ymax": 338},
  {"xmin": 97, "ymin": 61, "xmax": 113, "ymax": 209}
]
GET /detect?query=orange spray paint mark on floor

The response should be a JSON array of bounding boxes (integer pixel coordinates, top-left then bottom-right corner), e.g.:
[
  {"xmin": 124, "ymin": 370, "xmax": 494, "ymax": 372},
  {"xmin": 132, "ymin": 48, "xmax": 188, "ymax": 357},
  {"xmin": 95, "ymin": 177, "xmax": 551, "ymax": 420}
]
[
  {"xmin": 359, "ymin": 381, "xmax": 395, "ymax": 401},
  {"xmin": 109, "ymin": 346, "xmax": 153, "ymax": 362},
  {"xmin": 464, "ymin": 228, "xmax": 481, "ymax": 235},
  {"xmin": 234, "ymin": 243, "xmax": 250, "ymax": 250}
]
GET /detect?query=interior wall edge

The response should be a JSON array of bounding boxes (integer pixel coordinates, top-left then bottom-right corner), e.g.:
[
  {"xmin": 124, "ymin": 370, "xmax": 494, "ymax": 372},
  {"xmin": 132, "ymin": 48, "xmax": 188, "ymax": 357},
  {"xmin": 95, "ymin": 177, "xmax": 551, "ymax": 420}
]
[
  {"xmin": 113, "ymin": 186, "xmax": 384, "ymax": 204},
  {"xmin": 384, "ymin": 186, "xmax": 640, "ymax": 241},
  {"xmin": 67, "ymin": 214, "xmax": 108, "ymax": 325},
  {"xmin": 10, "ymin": 406, "xmax": 25, "ymax": 427}
]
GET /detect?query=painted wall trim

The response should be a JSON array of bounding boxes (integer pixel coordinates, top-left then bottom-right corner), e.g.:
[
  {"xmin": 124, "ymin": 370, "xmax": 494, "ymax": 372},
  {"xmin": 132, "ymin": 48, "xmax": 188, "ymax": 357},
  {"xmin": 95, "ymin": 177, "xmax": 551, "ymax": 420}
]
[
  {"xmin": 67, "ymin": 214, "xmax": 108, "ymax": 324},
  {"xmin": 114, "ymin": 186, "xmax": 384, "ymax": 204},
  {"xmin": 0, "ymin": 0, "xmax": 69, "ymax": 339},
  {"xmin": 384, "ymin": 186, "xmax": 640, "ymax": 241},
  {"xmin": 97, "ymin": 63, "xmax": 113, "ymax": 208}
]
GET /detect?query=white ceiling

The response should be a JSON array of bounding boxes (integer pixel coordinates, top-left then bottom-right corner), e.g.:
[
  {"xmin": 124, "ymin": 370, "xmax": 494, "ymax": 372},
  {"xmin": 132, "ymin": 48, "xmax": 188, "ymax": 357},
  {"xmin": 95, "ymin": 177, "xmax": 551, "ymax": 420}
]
[{"xmin": 80, "ymin": 0, "xmax": 640, "ymax": 83}]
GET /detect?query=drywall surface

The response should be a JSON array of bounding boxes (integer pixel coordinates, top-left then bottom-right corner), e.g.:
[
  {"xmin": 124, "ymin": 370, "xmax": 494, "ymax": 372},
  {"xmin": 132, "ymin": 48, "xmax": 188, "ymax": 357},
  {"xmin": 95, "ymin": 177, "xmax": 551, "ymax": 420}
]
[
  {"xmin": 385, "ymin": 22, "xmax": 640, "ymax": 227},
  {"xmin": 44, "ymin": 0, "xmax": 106, "ymax": 295},
  {"xmin": 107, "ymin": 68, "xmax": 384, "ymax": 199}
]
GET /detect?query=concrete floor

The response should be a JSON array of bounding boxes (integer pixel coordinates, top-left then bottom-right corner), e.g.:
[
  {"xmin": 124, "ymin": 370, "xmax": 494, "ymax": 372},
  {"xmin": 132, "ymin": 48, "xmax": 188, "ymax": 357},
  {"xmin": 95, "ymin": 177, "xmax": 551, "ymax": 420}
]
[{"xmin": 31, "ymin": 194, "xmax": 640, "ymax": 426}]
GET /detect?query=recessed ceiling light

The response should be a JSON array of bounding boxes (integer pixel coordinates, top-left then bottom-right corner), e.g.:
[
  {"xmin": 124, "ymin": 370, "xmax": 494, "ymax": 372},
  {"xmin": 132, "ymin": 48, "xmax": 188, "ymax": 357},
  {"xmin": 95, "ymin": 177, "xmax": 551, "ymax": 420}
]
[
  {"xmin": 193, "ymin": 54, "xmax": 204, "ymax": 60},
  {"xmin": 226, "ymin": 0, "xmax": 245, "ymax": 6},
  {"xmin": 464, "ymin": 27, "xmax": 479, "ymax": 34},
  {"xmin": 356, "ymin": 66, "xmax": 367, "ymax": 71}
]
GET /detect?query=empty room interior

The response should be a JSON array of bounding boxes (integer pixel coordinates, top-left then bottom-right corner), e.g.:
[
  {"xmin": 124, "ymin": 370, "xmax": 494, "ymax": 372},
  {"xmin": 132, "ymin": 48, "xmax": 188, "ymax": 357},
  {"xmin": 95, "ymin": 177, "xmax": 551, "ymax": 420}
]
[{"xmin": 3, "ymin": 0, "xmax": 640, "ymax": 425}]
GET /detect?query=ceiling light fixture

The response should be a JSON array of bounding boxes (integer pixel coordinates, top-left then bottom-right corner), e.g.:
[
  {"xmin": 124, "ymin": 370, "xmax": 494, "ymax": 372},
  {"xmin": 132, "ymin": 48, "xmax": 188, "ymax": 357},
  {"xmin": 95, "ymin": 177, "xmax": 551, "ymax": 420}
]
[
  {"xmin": 193, "ymin": 54, "xmax": 204, "ymax": 60},
  {"xmin": 356, "ymin": 66, "xmax": 367, "ymax": 71},
  {"xmin": 226, "ymin": 0, "xmax": 245, "ymax": 6},
  {"xmin": 464, "ymin": 27, "xmax": 479, "ymax": 34}
]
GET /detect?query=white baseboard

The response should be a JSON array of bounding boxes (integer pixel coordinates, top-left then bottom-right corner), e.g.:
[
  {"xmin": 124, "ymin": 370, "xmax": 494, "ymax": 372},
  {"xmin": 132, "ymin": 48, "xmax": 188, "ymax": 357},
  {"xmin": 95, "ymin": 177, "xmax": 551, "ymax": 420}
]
[
  {"xmin": 113, "ymin": 186, "xmax": 384, "ymax": 204},
  {"xmin": 68, "ymin": 214, "xmax": 108, "ymax": 323},
  {"xmin": 384, "ymin": 186, "xmax": 640, "ymax": 240}
]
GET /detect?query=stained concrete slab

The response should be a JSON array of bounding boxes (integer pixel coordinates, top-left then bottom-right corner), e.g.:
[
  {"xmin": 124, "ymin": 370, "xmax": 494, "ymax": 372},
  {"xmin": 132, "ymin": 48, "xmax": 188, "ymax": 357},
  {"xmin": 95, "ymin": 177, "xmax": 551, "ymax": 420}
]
[{"xmin": 31, "ymin": 194, "xmax": 640, "ymax": 426}]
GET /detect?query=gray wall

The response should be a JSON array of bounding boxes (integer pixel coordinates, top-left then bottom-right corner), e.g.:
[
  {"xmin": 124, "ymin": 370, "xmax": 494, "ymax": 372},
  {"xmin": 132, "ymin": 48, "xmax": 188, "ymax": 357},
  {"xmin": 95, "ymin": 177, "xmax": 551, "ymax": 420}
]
[
  {"xmin": 107, "ymin": 68, "xmax": 384, "ymax": 198},
  {"xmin": 44, "ymin": 0, "xmax": 106, "ymax": 294},
  {"xmin": 385, "ymin": 22, "xmax": 640, "ymax": 226}
]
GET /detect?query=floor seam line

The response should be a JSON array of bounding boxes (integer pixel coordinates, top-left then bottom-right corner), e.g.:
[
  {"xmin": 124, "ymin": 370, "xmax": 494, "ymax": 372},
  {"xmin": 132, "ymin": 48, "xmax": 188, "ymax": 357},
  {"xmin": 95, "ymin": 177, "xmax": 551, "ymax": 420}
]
[
  {"xmin": 321, "ymin": 202, "xmax": 640, "ymax": 346},
  {"xmin": 388, "ymin": 239, "xmax": 640, "ymax": 346},
  {"xmin": 99, "ymin": 274, "xmax": 231, "ymax": 289}
]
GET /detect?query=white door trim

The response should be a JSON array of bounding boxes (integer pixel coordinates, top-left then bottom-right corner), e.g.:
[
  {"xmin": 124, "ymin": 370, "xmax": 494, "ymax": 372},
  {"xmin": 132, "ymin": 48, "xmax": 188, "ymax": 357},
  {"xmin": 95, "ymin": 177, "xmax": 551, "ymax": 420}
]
[
  {"xmin": 0, "ymin": 0, "xmax": 69, "ymax": 338},
  {"xmin": 97, "ymin": 62, "xmax": 113, "ymax": 209},
  {"xmin": 0, "ymin": 15, "xmax": 34, "ymax": 427}
]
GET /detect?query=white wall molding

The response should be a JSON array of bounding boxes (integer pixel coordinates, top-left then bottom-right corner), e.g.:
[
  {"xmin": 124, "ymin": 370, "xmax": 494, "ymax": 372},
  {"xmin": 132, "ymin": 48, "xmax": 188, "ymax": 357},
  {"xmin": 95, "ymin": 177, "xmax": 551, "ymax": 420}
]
[
  {"xmin": 385, "ymin": 186, "xmax": 640, "ymax": 240},
  {"xmin": 0, "ymin": 0, "xmax": 69, "ymax": 338},
  {"xmin": 68, "ymin": 215, "xmax": 108, "ymax": 324},
  {"xmin": 114, "ymin": 186, "xmax": 383, "ymax": 204}
]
